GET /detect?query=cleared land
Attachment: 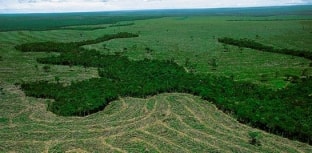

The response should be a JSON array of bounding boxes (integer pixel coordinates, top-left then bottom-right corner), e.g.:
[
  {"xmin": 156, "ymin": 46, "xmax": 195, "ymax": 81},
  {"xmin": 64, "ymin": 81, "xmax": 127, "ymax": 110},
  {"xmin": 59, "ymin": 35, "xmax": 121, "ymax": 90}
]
[
  {"xmin": 0, "ymin": 7, "xmax": 312, "ymax": 152},
  {"xmin": 1, "ymin": 88, "xmax": 312, "ymax": 152}
]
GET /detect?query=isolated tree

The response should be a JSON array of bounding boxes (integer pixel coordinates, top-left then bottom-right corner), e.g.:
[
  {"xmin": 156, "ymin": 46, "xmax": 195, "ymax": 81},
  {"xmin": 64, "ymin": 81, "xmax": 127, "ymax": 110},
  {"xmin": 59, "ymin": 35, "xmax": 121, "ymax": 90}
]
[
  {"xmin": 34, "ymin": 65, "xmax": 39, "ymax": 71},
  {"xmin": 145, "ymin": 47, "xmax": 152, "ymax": 53},
  {"xmin": 82, "ymin": 62, "xmax": 89, "ymax": 72},
  {"xmin": 211, "ymin": 58, "xmax": 218, "ymax": 70},
  {"xmin": 42, "ymin": 65, "xmax": 51, "ymax": 73},
  {"xmin": 238, "ymin": 46, "xmax": 243, "ymax": 53},
  {"xmin": 249, "ymin": 131, "xmax": 262, "ymax": 146},
  {"xmin": 260, "ymin": 74, "xmax": 269, "ymax": 82},
  {"xmin": 131, "ymin": 44, "xmax": 138, "ymax": 50},
  {"xmin": 0, "ymin": 86, "xmax": 4, "ymax": 95},
  {"xmin": 230, "ymin": 75, "xmax": 234, "ymax": 81},
  {"xmin": 223, "ymin": 44, "xmax": 229, "ymax": 52},
  {"xmin": 301, "ymin": 68, "xmax": 309, "ymax": 78},
  {"xmin": 103, "ymin": 44, "xmax": 108, "ymax": 50},
  {"xmin": 169, "ymin": 57, "xmax": 175, "ymax": 63},
  {"xmin": 55, "ymin": 76, "xmax": 60, "ymax": 84},
  {"xmin": 184, "ymin": 58, "xmax": 190, "ymax": 67}
]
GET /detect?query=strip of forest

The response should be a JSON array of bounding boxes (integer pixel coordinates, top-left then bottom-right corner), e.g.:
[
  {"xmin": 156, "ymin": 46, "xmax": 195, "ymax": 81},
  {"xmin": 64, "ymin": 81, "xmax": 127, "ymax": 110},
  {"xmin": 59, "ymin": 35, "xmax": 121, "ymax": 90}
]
[
  {"xmin": 0, "ymin": 15, "xmax": 158, "ymax": 32},
  {"xmin": 218, "ymin": 37, "xmax": 312, "ymax": 60},
  {"xmin": 16, "ymin": 33, "xmax": 312, "ymax": 144}
]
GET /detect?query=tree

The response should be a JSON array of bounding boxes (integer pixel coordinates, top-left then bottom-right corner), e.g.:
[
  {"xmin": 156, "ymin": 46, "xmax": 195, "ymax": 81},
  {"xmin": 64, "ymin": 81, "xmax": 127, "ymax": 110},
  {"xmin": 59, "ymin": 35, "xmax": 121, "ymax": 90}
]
[
  {"xmin": 55, "ymin": 76, "xmax": 60, "ymax": 84},
  {"xmin": 301, "ymin": 68, "xmax": 309, "ymax": 78},
  {"xmin": 249, "ymin": 131, "xmax": 262, "ymax": 146},
  {"xmin": 184, "ymin": 58, "xmax": 190, "ymax": 67},
  {"xmin": 223, "ymin": 44, "xmax": 229, "ymax": 52},
  {"xmin": 42, "ymin": 65, "xmax": 51, "ymax": 73},
  {"xmin": 238, "ymin": 46, "xmax": 243, "ymax": 53},
  {"xmin": 0, "ymin": 86, "xmax": 4, "ymax": 95},
  {"xmin": 260, "ymin": 74, "xmax": 269, "ymax": 82},
  {"xmin": 211, "ymin": 58, "xmax": 218, "ymax": 70}
]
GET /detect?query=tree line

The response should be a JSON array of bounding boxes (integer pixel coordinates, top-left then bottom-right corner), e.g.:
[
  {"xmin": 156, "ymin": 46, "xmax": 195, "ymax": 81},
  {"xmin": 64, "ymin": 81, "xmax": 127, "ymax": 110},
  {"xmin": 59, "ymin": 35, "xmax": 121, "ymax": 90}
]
[
  {"xmin": 218, "ymin": 37, "xmax": 312, "ymax": 60},
  {"xmin": 15, "ymin": 32, "xmax": 139, "ymax": 53}
]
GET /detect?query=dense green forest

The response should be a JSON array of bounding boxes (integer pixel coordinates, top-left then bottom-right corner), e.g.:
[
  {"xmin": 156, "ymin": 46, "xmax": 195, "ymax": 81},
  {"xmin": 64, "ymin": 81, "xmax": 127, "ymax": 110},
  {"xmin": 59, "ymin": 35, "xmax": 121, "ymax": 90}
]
[{"xmin": 16, "ymin": 33, "xmax": 312, "ymax": 144}]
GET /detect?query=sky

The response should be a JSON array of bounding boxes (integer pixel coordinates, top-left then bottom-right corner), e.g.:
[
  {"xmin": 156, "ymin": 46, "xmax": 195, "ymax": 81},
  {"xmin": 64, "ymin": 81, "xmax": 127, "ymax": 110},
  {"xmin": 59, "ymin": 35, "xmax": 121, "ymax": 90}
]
[{"xmin": 0, "ymin": 0, "xmax": 311, "ymax": 14}]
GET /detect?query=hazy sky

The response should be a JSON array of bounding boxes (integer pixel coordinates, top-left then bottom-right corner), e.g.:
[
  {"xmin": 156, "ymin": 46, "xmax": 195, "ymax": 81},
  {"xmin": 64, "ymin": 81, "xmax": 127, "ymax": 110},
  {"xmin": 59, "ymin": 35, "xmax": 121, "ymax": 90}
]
[{"xmin": 0, "ymin": 0, "xmax": 311, "ymax": 13}]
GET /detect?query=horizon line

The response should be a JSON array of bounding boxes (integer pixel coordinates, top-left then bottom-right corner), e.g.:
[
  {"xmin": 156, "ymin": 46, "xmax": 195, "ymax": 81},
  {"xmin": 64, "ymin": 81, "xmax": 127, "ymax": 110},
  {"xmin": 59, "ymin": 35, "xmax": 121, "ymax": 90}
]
[{"xmin": 0, "ymin": 4, "xmax": 311, "ymax": 15}]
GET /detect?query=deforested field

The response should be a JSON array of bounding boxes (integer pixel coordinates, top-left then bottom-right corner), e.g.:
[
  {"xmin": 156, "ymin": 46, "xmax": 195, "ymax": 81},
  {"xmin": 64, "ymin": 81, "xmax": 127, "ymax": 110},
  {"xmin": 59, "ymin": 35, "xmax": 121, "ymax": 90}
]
[
  {"xmin": 1, "ymin": 91, "xmax": 312, "ymax": 153},
  {"xmin": 0, "ymin": 6, "xmax": 312, "ymax": 152}
]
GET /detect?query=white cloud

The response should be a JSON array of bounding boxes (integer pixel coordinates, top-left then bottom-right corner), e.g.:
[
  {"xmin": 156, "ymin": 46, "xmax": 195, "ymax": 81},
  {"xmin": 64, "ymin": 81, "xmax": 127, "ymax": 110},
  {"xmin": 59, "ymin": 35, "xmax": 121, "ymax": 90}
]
[{"xmin": 0, "ymin": 0, "xmax": 311, "ymax": 13}]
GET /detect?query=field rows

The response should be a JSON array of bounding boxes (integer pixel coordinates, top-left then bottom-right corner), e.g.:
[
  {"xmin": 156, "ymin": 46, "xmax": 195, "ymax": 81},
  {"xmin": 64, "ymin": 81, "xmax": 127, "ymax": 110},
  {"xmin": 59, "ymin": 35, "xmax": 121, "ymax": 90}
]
[{"xmin": 1, "ymin": 82, "xmax": 311, "ymax": 152}]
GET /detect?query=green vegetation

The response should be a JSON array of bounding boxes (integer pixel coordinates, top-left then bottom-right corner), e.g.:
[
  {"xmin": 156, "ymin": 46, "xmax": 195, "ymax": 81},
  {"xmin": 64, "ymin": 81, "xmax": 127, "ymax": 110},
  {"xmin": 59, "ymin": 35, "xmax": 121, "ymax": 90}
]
[
  {"xmin": 16, "ymin": 32, "xmax": 312, "ymax": 144},
  {"xmin": 0, "ymin": 14, "xmax": 158, "ymax": 32},
  {"xmin": 249, "ymin": 131, "xmax": 262, "ymax": 146},
  {"xmin": 42, "ymin": 65, "xmax": 51, "ymax": 73},
  {"xmin": 109, "ymin": 22, "xmax": 135, "ymax": 28},
  {"xmin": 15, "ymin": 32, "xmax": 139, "ymax": 53},
  {"xmin": 1, "ymin": 6, "xmax": 312, "ymax": 152},
  {"xmin": 61, "ymin": 25, "xmax": 107, "ymax": 31},
  {"xmin": 218, "ymin": 37, "xmax": 312, "ymax": 60},
  {"xmin": 3, "ymin": 92, "xmax": 309, "ymax": 152}
]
